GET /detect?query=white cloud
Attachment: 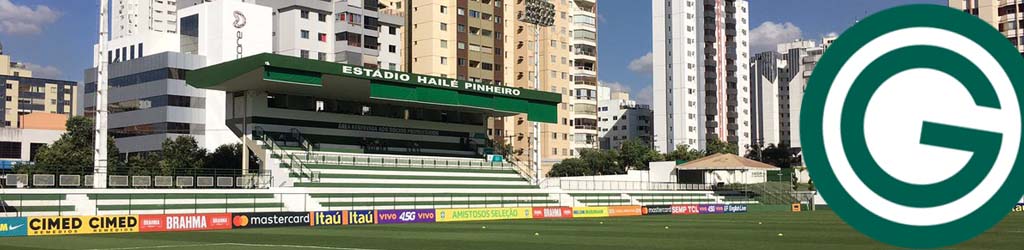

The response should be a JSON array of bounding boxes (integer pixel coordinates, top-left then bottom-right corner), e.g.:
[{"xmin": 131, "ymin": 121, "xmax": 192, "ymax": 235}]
[
  {"xmin": 750, "ymin": 21, "xmax": 803, "ymax": 53},
  {"xmin": 599, "ymin": 80, "xmax": 630, "ymax": 93},
  {"xmin": 0, "ymin": 0, "xmax": 60, "ymax": 35},
  {"xmin": 826, "ymin": 31, "xmax": 839, "ymax": 37},
  {"xmin": 634, "ymin": 85, "xmax": 653, "ymax": 105},
  {"xmin": 628, "ymin": 52, "xmax": 653, "ymax": 75},
  {"xmin": 22, "ymin": 62, "xmax": 63, "ymax": 79}
]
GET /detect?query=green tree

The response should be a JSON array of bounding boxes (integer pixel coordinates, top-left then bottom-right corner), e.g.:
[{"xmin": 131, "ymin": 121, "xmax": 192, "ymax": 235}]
[
  {"xmin": 125, "ymin": 153, "xmax": 161, "ymax": 176},
  {"xmin": 158, "ymin": 136, "xmax": 207, "ymax": 175},
  {"xmin": 745, "ymin": 143, "xmax": 801, "ymax": 168},
  {"xmin": 704, "ymin": 138, "xmax": 738, "ymax": 155},
  {"xmin": 547, "ymin": 158, "xmax": 591, "ymax": 177},
  {"xmin": 617, "ymin": 139, "xmax": 662, "ymax": 170},
  {"xmin": 206, "ymin": 143, "xmax": 242, "ymax": 170},
  {"xmin": 547, "ymin": 149, "xmax": 622, "ymax": 177},
  {"xmin": 663, "ymin": 144, "xmax": 704, "ymax": 163},
  {"xmin": 25, "ymin": 116, "xmax": 122, "ymax": 174}
]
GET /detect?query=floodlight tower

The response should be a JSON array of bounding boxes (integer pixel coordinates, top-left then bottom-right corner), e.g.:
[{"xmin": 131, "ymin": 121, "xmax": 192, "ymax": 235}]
[
  {"xmin": 519, "ymin": 0, "xmax": 555, "ymax": 185},
  {"xmin": 94, "ymin": 0, "xmax": 110, "ymax": 188}
]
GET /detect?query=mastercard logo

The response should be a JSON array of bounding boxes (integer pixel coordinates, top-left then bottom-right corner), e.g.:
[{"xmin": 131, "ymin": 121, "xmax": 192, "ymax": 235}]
[{"xmin": 232, "ymin": 215, "xmax": 249, "ymax": 227}]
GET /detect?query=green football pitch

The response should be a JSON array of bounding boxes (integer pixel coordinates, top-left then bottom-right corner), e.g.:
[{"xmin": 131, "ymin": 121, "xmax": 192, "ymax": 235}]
[{"xmin": 3, "ymin": 211, "xmax": 1023, "ymax": 250}]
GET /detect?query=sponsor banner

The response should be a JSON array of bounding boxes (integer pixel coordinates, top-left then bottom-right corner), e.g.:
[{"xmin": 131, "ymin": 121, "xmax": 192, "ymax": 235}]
[
  {"xmin": 311, "ymin": 211, "xmax": 347, "ymax": 226},
  {"xmin": 608, "ymin": 206, "xmax": 643, "ymax": 217},
  {"xmin": 671, "ymin": 205, "xmax": 699, "ymax": 215},
  {"xmin": 571, "ymin": 207, "xmax": 610, "ymax": 218},
  {"xmin": 27, "ymin": 215, "xmax": 138, "ymax": 236},
  {"xmin": 642, "ymin": 205, "xmax": 673, "ymax": 215},
  {"xmin": 347, "ymin": 210, "xmax": 375, "ymax": 225},
  {"xmin": 1013, "ymin": 203, "xmax": 1024, "ymax": 213},
  {"xmin": 232, "ymin": 212, "xmax": 310, "ymax": 228},
  {"xmin": 0, "ymin": 217, "xmax": 27, "ymax": 237},
  {"xmin": 531, "ymin": 207, "xmax": 573, "ymax": 219},
  {"xmin": 724, "ymin": 205, "xmax": 748, "ymax": 213},
  {"xmin": 698, "ymin": 204, "xmax": 727, "ymax": 214},
  {"xmin": 376, "ymin": 209, "xmax": 436, "ymax": 224},
  {"xmin": 436, "ymin": 207, "xmax": 532, "ymax": 222},
  {"xmin": 139, "ymin": 213, "xmax": 232, "ymax": 232}
]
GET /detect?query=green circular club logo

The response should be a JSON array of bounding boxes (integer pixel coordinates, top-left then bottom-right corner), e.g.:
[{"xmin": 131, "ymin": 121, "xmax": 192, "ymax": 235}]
[{"xmin": 802, "ymin": 5, "xmax": 1024, "ymax": 248}]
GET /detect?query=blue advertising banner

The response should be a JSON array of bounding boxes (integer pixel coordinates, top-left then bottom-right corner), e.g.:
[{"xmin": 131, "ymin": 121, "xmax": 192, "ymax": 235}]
[
  {"xmin": 698, "ymin": 204, "xmax": 727, "ymax": 214},
  {"xmin": 0, "ymin": 217, "xmax": 28, "ymax": 237},
  {"xmin": 724, "ymin": 205, "xmax": 748, "ymax": 213}
]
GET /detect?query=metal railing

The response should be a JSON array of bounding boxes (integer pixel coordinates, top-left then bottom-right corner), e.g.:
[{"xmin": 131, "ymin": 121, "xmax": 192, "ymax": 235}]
[
  {"xmin": 543, "ymin": 179, "xmax": 713, "ymax": 191},
  {"xmin": 254, "ymin": 127, "xmax": 317, "ymax": 182},
  {"xmin": 1, "ymin": 173, "xmax": 273, "ymax": 189},
  {"xmin": 317, "ymin": 193, "xmax": 556, "ymax": 210},
  {"xmin": 293, "ymin": 152, "xmax": 517, "ymax": 170}
]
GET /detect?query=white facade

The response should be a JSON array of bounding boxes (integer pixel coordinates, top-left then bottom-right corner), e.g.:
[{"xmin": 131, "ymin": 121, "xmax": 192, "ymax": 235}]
[
  {"xmin": 653, "ymin": 0, "xmax": 751, "ymax": 155},
  {"xmin": 112, "ymin": 0, "xmax": 180, "ymax": 39},
  {"xmin": 749, "ymin": 51, "xmax": 782, "ymax": 147},
  {"xmin": 0, "ymin": 128, "xmax": 63, "ymax": 163},
  {"xmin": 570, "ymin": 0, "xmax": 599, "ymax": 152},
  {"xmin": 597, "ymin": 86, "xmax": 653, "ymax": 150}
]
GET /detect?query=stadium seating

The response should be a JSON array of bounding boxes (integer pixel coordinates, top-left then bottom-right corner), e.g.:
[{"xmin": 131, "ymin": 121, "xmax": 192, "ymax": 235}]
[
  {"xmin": 0, "ymin": 194, "xmax": 75, "ymax": 216},
  {"xmin": 87, "ymin": 193, "xmax": 286, "ymax": 215},
  {"xmin": 309, "ymin": 193, "xmax": 558, "ymax": 210}
]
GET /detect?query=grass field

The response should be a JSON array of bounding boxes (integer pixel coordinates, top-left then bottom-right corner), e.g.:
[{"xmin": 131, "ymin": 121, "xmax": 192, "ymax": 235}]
[{"xmin": 3, "ymin": 211, "xmax": 1023, "ymax": 249}]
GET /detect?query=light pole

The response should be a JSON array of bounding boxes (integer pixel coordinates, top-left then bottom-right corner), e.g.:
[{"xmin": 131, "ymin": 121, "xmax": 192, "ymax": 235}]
[
  {"xmin": 519, "ymin": 0, "xmax": 555, "ymax": 185},
  {"xmin": 94, "ymin": 0, "xmax": 109, "ymax": 188}
]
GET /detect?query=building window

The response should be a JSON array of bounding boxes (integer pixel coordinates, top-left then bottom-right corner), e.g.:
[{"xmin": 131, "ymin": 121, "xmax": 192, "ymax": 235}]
[
  {"xmin": 318, "ymin": 33, "xmax": 327, "ymax": 42},
  {"xmin": 301, "ymin": 10, "xmax": 310, "ymax": 19},
  {"xmin": 440, "ymin": 39, "xmax": 448, "ymax": 48},
  {"xmin": 0, "ymin": 141, "xmax": 21, "ymax": 159},
  {"xmin": 389, "ymin": 45, "xmax": 397, "ymax": 53},
  {"xmin": 458, "ymin": 8, "xmax": 465, "ymax": 16},
  {"xmin": 440, "ymin": 22, "xmax": 448, "ymax": 31},
  {"xmin": 300, "ymin": 30, "xmax": 310, "ymax": 39},
  {"xmin": 319, "ymin": 13, "xmax": 327, "ymax": 22},
  {"xmin": 440, "ymin": 5, "xmax": 447, "ymax": 13},
  {"xmin": 318, "ymin": 52, "xmax": 327, "ymax": 61},
  {"xmin": 440, "ymin": 57, "xmax": 448, "ymax": 65},
  {"xmin": 300, "ymin": 50, "xmax": 310, "ymax": 59},
  {"xmin": 389, "ymin": 26, "xmax": 397, "ymax": 35}
]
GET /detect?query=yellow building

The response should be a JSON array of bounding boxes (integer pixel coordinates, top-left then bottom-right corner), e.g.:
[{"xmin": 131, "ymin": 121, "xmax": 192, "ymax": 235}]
[
  {"xmin": 406, "ymin": 0, "xmax": 580, "ymax": 177},
  {"xmin": 0, "ymin": 42, "xmax": 78, "ymax": 127}
]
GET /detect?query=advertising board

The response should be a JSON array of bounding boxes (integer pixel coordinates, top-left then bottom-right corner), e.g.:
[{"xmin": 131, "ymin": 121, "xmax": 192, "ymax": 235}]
[
  {"xmin": 608, "ymin": 206, "xmax": 643, "ymax": 217},
  {"xmin": 436, "ymin": 207, "xmax": 532, "ymax": 222},
  {"xmin": 376, "ymin": 209, "xmax": 436, "ymax": 224},
  {"xmin": 0, "ymin": 217, "xmax": 27, "ymax": 237},
  {"xmin": 27, "ymin": 215, "xmax": 138, "ymax": 236},
  {"xmin": 232, "ymin": 212, "xmax": 310, "ymax": 228},
  {"xmin": 642, "ymin": 205, "xmax": 673, "ymax": 215},
  {"xmin": 571, "ymin": 207, "xmax": 610, "ymax": 218},
  {"xmin": 347, "ymin": 210, "xmax": 375, "ymax": 225},
  {"xmin": 310, "ymin": 211, "xmax": 346, "ymax": 226},
  {"xmin": 531, "ymin": 207, "xmax": 573, "ymax": 219},
  {"xmin": 671, "ymin": 205, "xmax": 699, "ymax": 215},
  {"xmin": 139, "ymin": 213, "xmax": 232, "ymax": 232}
]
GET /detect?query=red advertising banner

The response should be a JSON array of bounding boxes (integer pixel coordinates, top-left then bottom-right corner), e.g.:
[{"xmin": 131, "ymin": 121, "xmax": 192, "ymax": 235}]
[
  {"xmin": 607, "ymin": 206, "xmax": 643, "ymax": 217},
  {"xmin": 671, "ymin": 205, "xmax": 700, "ymax": 215},
  {"xmin": 139, "ymin": 213, "xmax": 232, "ymax": 232},
  {"xmin": 532, "ymin": 207, "xmax": 573, "ymax": 219}
]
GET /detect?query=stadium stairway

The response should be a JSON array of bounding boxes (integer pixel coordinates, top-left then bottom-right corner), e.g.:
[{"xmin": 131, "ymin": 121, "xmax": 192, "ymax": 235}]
[
  {"xmin": 563, "ymin": 192, "xmax": 760, "ymax": 207},
  {"xmin": 0, "ymin": 194, "xmax": 75, "ymax": 217}
]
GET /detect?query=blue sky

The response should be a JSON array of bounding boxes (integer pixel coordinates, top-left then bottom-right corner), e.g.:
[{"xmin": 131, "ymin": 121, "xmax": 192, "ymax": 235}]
[{"xmin": 1, "ymin": 0, "xmax": 942, "ymax": 101}]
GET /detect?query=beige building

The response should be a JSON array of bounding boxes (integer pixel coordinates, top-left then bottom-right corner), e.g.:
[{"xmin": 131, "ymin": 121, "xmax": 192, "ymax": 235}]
[
  {"xmin": 408, "ymin": 0, "xmax": 584, "ymax": 177},
  {"xmin": 949, "ymin": 0, "xmax": 1024, "ymax": 55},
  {"xmin": 0, "ymin": 42, "xmax": 78, "ymax": 128}
]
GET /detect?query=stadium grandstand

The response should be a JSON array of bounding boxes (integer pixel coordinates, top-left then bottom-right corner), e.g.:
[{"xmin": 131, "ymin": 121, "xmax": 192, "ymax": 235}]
[{"xmin": 0, "ymin": 54, "xmax": 779, "ymax": 218}]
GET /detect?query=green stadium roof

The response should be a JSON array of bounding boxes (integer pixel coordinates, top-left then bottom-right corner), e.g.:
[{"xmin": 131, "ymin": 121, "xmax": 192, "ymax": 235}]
[{"xmin": 186, "ymin": 53, "xmax": 560, "ymax": 123}]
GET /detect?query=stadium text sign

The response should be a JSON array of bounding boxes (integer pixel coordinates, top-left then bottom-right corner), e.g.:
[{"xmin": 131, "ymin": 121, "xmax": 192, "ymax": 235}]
[
  {"xmin": 436, "ymin": 208, "xmax": 532, "ymax": 222},
  {"xmin": 376, "ymin": 209, "xmax": 436, "ymax": 224},
  {"xmin": 642, "ymin": 205, "xmax": 673, "ymax": 215},
  {"xmin": 341, "ymin": 65, "xmax": 524, "ymax": 98},
  {"xmin": 801, "ymin": 5, "xmax": 1024, "ymax": 248},
  {"xmin": 0, "ymin": 217, "xmax": 27, "ymax": 237},
  {"xmin": 139, "ymin": 213, "xmax": 231, "ymax": 232},
  {"xmin": 27, "ymin": 215, "xmax": 138, "ymax": 236},
  {"xmin": 671, "ymin": 205, "xmax": 699, "ymax": 215},
  {"xmin": 232, "ymin": 212, "xmax": 310, "ymax": 228},
  {"xmin": 347, "ymin": 210, "xmax": 375, "ymax": 225}
]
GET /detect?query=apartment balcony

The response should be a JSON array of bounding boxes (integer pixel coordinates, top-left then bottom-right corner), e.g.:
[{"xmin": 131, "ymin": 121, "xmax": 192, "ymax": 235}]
[
  {"xmin": 574, "ymin": 66, "xmax": 597, "ymax": 76},
  {"xmin": 726, "ymin": 29, "xmax": 737, "ymax": 37},
  {"xmin": 727, "ymin": 111, "xmax": 738, "ymax": 119},
  {"xmin": 726, "ymin": 5, "xmax": 736, "ymax": 13},
  {"xmin": 706, "ymin": 121, "xmax": 719, "ymax": 128},
  {"xmin": 574, "ymin": 50, "xmax": 597, "ymax": 62},
  {"xmin": 704, "ymin": 59, "xmax": 717, "ymax": 67},
  {"xmin": 726, "ymin": 51, "xmax": 737, "ymax": 59},
  {"xmin": 705, "ymin": 107, "xmax": 719, "ymax": 116},
  {"xmin": 727, "ymin": 135, "xmax": 739, "ymax": 143},
  {"xmin": 705, "ymin": 35, "xmax": 717, "ymax": 43},
  {"xmin": 727, "ymin": 64, "xmax": 737, "ymax": 72},
  {"xmin": 727, "ymin": 123, "xmax": 739, "ymax": 131},
  {"xmin": 705, "ymin": 47, "xmax": 717, "ymax": 55},
  {"xmin": 726, "ymin": 17, "xmax": 736, "ymax": 25},
  {"xmin": 726, "ymin": 88, "xmax": 737, "ymax": 95},
  {"xmin": 727, "ymin": 76, "xmax": 738, "ymax": 83},
  {"xmin": 574, "ymin": 125, "xmax": 598, "ymax": 130}
]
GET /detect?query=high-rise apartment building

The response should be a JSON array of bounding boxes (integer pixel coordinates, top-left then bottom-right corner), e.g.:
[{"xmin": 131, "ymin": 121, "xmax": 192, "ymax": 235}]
[
  {"xmin": 407, "ymin": 0, "xmax": 580, "ymax": 176},
  {"xmin": 597, "ymin": 86, "xmax": 653, "ymax": 150},
  {"xmin": 748, "ymin": 38, "xmax": 827, "ymax": 151},
  {"xmin": 570, "ymin": 0, "xmax": 600, "ymax": 152},
  {"xmin": 748, "ymin": 51, "xmax": 781, "ymax": 148},
  {"xmin": 652, "ymin": 0, "xmax": 751, "ymax": 155},
  {"xmin": 949, "ymin": 0, "xmax": 1024, "ymax": 55},
  {"xmin": 112, "ymin": 0, "xmax": 180, "ymax": 39}
]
